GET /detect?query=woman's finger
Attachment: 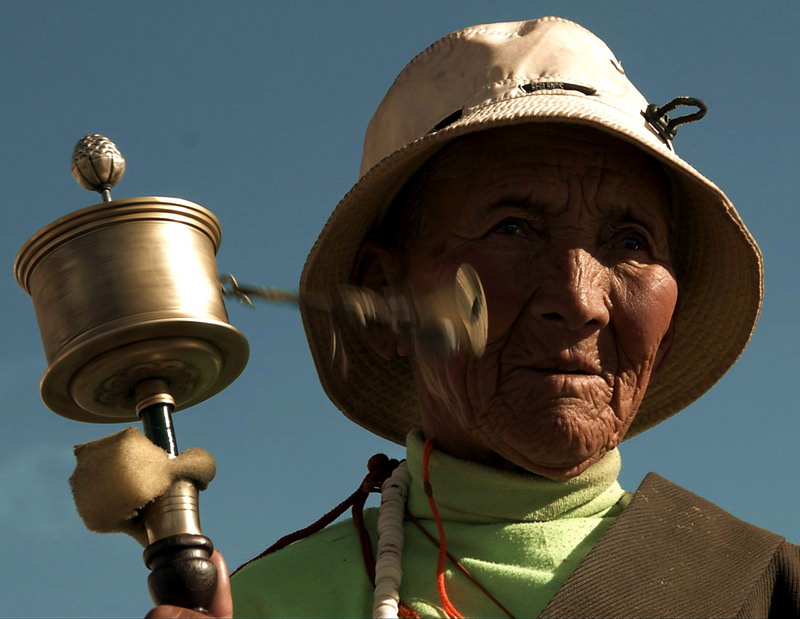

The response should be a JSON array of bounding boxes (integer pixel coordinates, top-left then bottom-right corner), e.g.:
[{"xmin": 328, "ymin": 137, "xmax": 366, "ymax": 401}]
[{"xmin": 209, "ymin": 550, "xmax": 233, "ymax": 619}]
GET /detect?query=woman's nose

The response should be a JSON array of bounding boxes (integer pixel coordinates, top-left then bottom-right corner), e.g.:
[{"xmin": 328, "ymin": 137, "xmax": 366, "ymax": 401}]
[{"xmin": 529, "ymin": 248, "xmax": 610, "ymax": 332}]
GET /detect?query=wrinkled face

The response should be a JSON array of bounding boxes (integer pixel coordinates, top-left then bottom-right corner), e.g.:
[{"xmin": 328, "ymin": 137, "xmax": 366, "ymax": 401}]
[{"xmin": 390, "ymin": 126, "xmax": 678, "ymax": 479}]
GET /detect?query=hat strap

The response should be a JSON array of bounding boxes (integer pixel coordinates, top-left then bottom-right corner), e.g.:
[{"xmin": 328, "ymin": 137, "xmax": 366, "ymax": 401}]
[{"xmin": 644, "ymin": 96, "xmax": 708, "ymax": 145}]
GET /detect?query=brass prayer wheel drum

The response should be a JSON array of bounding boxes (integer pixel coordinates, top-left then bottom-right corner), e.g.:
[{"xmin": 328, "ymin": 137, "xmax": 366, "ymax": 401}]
[{"xmin": 14, "ymin": 196, "xmax": 249, "ymax": 423}]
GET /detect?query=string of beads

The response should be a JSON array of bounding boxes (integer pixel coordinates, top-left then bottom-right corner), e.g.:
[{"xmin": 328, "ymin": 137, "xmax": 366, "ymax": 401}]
[
  {"xmin": 373, "ymin": 439, "xmax": 465, "ymax": 619},
  {"xmin": 373, "ymin": 461, "xmax": 411, "ymax": 618}
]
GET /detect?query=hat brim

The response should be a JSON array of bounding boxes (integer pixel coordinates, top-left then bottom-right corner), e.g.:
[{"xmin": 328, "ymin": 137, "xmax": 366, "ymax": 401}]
[{"xmin": 301, "ymin": 90, "xmax": 763, "ymax": 444}]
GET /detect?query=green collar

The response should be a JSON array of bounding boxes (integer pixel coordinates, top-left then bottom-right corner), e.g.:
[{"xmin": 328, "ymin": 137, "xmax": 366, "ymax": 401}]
[{"xmin": 405, "ymin": 429, "xmax": 624, "ymax": 523}]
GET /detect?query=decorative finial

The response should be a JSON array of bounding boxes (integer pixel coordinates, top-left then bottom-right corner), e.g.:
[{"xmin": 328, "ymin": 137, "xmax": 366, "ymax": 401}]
[{"xmin": 71, "ymin": 134, "xmax": 126, "ymax": 202}]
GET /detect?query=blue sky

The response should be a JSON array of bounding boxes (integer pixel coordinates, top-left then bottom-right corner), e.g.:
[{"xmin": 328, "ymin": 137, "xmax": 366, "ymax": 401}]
[{"xmin": 1, "ymin": 2, "xmax": 798, "ymax": 616}]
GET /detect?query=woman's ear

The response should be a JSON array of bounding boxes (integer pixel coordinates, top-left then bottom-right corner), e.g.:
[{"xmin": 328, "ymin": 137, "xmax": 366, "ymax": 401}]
[
  {"xmin": 350, "ymin": 241, "xmax": 410, "ymax": 360},
  {"xmin": 351, "ymin": 240, "xmax": 401, "ymax": 290}
]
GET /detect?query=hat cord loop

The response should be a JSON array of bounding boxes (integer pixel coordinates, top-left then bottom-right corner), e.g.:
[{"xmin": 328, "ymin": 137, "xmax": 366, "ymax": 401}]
[{"xmin": 644, "ymin": 96, "xmax": 708, "ymax": 143}]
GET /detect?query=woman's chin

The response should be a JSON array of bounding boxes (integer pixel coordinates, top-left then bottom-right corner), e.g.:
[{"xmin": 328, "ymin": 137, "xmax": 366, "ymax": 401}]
[{"xmin": 483, "ymin": 402, "xmax": 631, "ymax": 478}]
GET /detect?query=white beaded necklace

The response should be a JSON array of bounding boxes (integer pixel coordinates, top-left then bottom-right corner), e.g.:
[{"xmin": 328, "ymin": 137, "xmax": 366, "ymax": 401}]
[{"xmin": 372, "ymin": 461, "xmax": 411, "ymax": 619}]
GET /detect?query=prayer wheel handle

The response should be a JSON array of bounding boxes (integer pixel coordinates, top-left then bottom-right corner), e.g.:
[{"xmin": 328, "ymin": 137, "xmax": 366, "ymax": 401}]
[
  {"xmin": 15, "ymin": 135, "xmax": 250, "ymax": 613},
  {"xmin": 143, "ymin": 534, "xmax": 217, "ymax": 612},
  {"xmin": 136, "ymin": 380, "xmax": 217, "ymax": 613}
]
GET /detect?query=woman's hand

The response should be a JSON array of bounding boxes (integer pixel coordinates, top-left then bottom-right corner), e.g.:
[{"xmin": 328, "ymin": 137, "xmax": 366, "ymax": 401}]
[{"xmin": 145, "ymin": 551, "xmax": 232, "ymax": 618}]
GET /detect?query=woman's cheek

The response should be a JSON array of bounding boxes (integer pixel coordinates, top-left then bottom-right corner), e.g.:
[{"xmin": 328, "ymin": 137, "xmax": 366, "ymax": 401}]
[
  {"xmin": 471, "ymin": 252, "xmax": 537, "ymax": 342},
  {"xmin": 612, "ymin": 265, "xmax": 678, "ymax": 359},
  {"xmin": 633, "ymin": 267, "xmax": 678, "ymax": 337}
]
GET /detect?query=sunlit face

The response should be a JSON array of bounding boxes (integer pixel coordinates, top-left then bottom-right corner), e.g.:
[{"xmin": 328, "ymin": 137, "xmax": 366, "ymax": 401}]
[{"xmin": 392, "ymin": 126, "xmax": 678, "ymax": 479}]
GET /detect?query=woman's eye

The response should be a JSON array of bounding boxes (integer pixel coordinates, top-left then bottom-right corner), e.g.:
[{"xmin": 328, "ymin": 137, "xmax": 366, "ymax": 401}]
[
  {"xmin": 492, "ymin": 219, "xmax": 526, "ymax": 236},
  {"xmin": 612, "ymin": 233, "xmax": 648, "ymax": 252}
]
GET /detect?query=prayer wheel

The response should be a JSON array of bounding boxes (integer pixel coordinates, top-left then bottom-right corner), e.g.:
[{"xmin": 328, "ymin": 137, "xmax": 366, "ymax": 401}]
[
  {"xmin": 14, "ymin": 134, "xmax": 249, "ymax": 613},
  {"xmin": 15, "ymin": 194, "xmax": 249, "ymax": 423}
]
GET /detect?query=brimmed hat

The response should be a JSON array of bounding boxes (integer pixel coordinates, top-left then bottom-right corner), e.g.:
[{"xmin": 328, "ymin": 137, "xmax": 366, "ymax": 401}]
[{"xmin": 300, "ymin": 16, "xmax": 763, "ymax": 444}]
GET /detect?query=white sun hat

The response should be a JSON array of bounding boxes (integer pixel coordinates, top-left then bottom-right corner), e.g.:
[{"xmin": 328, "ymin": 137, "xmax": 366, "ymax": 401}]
[{"xmin": 300, "ymin": 16, "xmax": 763, "ymax": 444}]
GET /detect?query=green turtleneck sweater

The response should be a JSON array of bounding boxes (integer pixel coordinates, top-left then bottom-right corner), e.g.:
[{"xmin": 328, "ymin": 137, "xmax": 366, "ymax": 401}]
[{"xmin": 232, "ymin": 431, "xmax": 630, "ymax": 618}]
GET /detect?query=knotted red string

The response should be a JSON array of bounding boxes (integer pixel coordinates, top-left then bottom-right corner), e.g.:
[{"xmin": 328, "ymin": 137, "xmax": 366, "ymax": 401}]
[{"xmin": 423, "ymin": 438, "xmax": 464, "ymax": 619}]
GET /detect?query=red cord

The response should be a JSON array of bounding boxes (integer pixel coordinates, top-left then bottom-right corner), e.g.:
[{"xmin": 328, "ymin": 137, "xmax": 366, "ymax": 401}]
[{"xmin": 423, "ymin": 438, "xmax": 464, "ymax": 619}]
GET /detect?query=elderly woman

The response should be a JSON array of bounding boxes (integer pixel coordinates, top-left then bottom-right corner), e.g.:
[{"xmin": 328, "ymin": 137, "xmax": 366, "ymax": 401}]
[{"xmin": 150, "ymin": 16, "xmax": 797, "ymax": 619}]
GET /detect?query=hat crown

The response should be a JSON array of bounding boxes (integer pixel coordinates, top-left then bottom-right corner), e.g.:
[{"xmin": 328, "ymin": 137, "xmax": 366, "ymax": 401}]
[{"xmin": 361, "ymin": 17, "xmax": 651, "ymax": 177}]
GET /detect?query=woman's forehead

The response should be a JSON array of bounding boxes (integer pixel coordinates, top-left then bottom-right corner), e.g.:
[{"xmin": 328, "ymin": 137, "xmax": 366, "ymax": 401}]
[
  {"xmin": 420, "ymin": 125, "xmax": 671, "ymax": 216},
  {"xmin": 435, "ymin": 124, "xmax": 667, "ymax": 180}
]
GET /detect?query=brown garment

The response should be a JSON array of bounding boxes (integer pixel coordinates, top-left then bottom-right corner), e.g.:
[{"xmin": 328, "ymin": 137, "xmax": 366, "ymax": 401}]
[{"xmin": 540, "ymin": 473, "xmax": 800, "ymax": 618}]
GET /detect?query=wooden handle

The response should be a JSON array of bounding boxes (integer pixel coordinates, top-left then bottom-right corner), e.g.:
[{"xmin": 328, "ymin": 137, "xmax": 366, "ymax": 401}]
[{"xmin": 143, "ymin": 534, "xmax": 217, "ymax": 613}]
